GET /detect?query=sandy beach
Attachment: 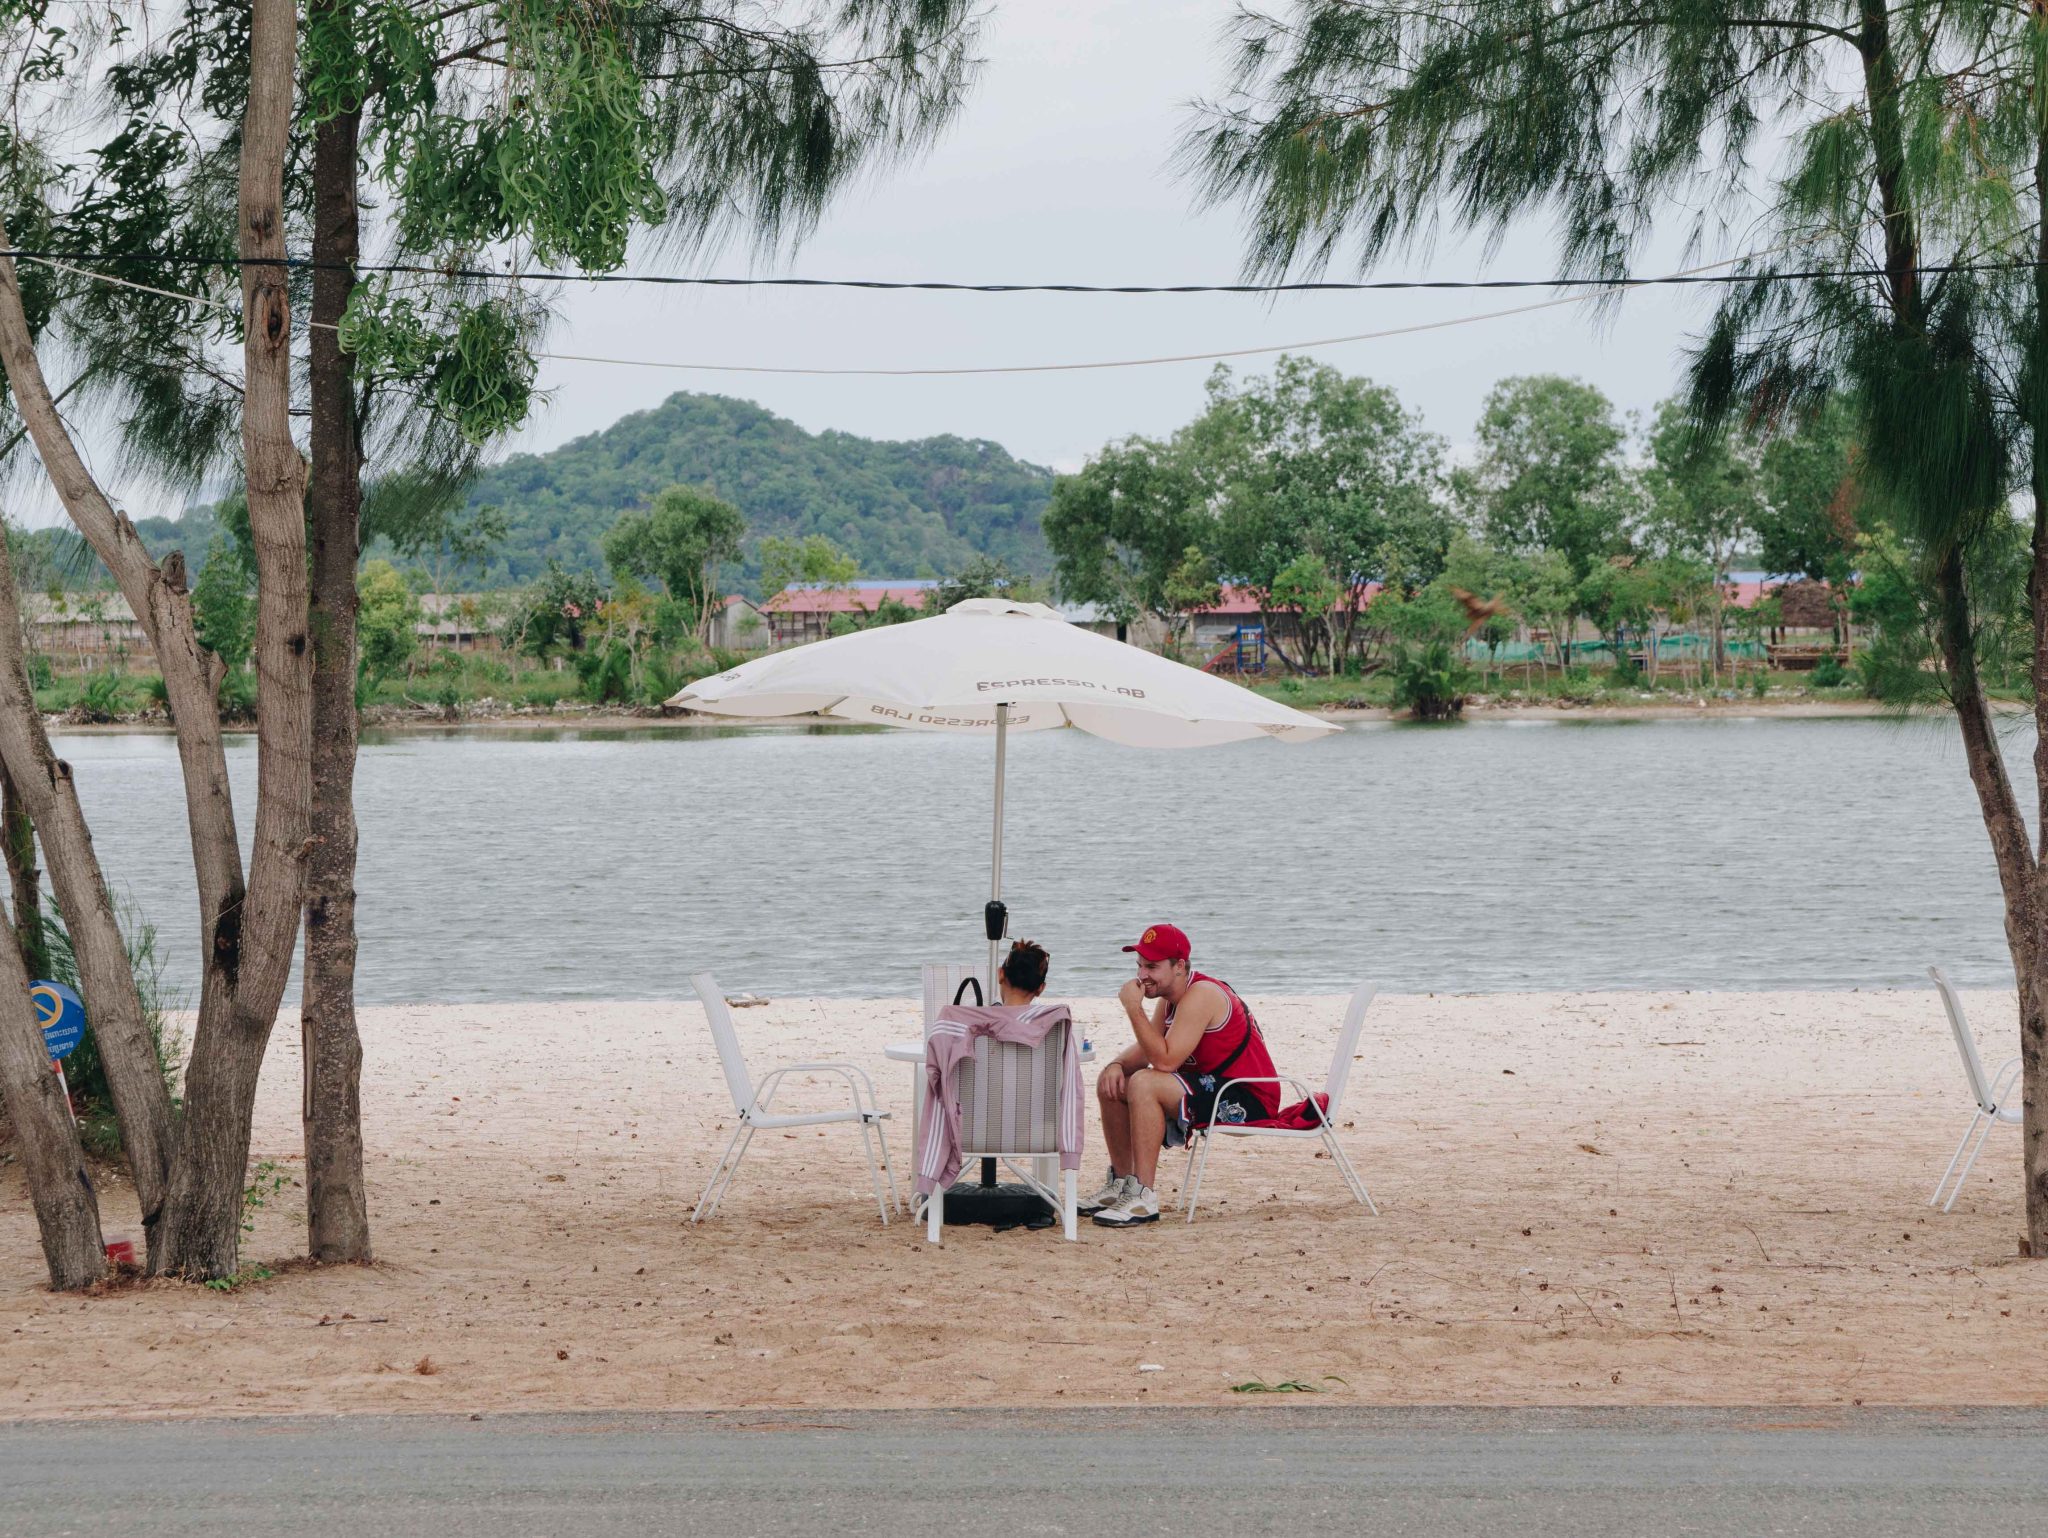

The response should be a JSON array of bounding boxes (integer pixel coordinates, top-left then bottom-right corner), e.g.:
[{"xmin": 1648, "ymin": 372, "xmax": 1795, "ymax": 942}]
[{"xmin": 3, "ymin": 987, "xmax": 2043, "ymax": 1418}]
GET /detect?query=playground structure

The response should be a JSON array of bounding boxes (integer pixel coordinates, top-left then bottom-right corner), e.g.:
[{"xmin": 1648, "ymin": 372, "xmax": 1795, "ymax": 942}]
[{"xmin": 1201, "ymin": 623, "xmax": 1267, "ymax": 675}]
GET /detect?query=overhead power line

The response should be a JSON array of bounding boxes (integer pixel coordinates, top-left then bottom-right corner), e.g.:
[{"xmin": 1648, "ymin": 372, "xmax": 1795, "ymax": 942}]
[
  {"xmin": 0, "ymin": 246, "xmax": 2038, "ymax": 293},
  {"xmin": 0, "ymin": 219, "xmax": 1993, "ymax": 378}
]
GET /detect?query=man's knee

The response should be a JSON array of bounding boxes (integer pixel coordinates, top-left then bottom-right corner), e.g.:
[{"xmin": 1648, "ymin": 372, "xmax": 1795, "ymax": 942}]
[{"xmin": 1129, "ymin": 1069, "xmax": 1179, "ymax": 1106}]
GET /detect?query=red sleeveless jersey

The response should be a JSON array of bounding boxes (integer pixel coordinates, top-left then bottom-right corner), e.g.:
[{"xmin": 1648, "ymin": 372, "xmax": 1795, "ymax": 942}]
[{"xmin": 1166, "ymin": 973, "xmax": 1281, "ymax": 1117}]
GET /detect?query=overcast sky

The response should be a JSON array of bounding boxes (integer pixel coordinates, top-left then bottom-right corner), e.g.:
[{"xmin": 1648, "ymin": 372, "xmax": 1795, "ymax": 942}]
[
  {"xmin": 494, "ymin": 0, "xmax": 1746, "ymax": 476},
  {"xmin": 18, "ymin": 0, "xmax": 1758, "ymax": 527}
]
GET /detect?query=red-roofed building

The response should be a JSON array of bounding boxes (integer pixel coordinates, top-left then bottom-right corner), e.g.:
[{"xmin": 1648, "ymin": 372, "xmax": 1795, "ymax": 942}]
[{"xmin": 757, "ymin": 581, "xmax": 936, "ymax": 647}]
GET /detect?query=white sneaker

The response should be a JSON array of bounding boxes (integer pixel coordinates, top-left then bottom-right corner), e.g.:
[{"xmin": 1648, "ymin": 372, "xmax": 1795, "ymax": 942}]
[
  {"xmin": 1078, "ymin": 1169, "xmax": 1129, "ymax": 1214},
  {"xmin": 1091, "ymin": 1182, "xmax": 1161, "ymax": 1226}
]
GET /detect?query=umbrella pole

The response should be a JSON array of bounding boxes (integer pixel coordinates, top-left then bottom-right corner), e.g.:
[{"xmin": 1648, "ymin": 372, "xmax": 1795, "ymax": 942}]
[{"xmin": 988, "ymin": 701, "xmax": 1008, "ymax": 998}]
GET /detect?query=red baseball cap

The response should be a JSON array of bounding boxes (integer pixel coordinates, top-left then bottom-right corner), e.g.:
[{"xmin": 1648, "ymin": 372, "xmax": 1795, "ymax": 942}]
[{"xmin": 1123, "ymin": 923, "xmax": 1190, "ymax": 963}]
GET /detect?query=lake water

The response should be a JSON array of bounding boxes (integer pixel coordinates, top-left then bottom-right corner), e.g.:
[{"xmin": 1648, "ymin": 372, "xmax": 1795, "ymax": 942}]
[{"xmin": 43, "ymin": 714, "xmax": 2030, "ymax": 1005}]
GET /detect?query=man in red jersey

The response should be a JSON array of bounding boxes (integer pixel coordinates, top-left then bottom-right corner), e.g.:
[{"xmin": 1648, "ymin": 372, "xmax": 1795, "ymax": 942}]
[{"xmin": 1085, "ymin": 923, "xmax": 1282, "ymax": 1228}]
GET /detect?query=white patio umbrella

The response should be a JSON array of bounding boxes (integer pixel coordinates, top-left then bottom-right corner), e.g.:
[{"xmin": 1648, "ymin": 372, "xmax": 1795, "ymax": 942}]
[{"xmin": 668, "ymin": 597, "xmax": 1338, "ymax": 988}]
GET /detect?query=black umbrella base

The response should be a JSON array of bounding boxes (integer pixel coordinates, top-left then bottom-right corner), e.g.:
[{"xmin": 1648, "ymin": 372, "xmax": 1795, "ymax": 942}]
[{"xmin": 932, "ymin": 1180, "xmax": 1057, "ymax": 1231}]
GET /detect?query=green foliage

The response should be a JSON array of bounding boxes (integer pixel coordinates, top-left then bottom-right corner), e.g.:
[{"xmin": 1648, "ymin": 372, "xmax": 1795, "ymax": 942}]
[
  {"xmin": 1575, "ymin": 561, "xmax": 1659, "ymax": 660},
  {"xmin": 1755, "ymin": 398, "xmax": 1862, "ymax": 586},
  {"xmin": 190, "ymin": 534, "xmax": 252, "ymax": 672},
  {"xmin": 340, "ymin": 288, "xmax": 541, "ymax": 447},
  {"xmin": 576, "ymin": 638, "xmax": 636, "ymax": 705},
  {"xmin": 1506, "ymin": 549, "xmax": 1581, "ymax": 669},
  {"xmin": 238, "ymin": 1158, "xmax": 290, "ymax": 1237},
  {"xmin": 927, "ymin": 554, "xmax": 1045, "ymax": 612},
  {"xmin": 73, "ymin": 671, "xmax": 130, "ymax": 723},
  {"xmin": 1043, "ymin": 433, "xmax": 1205, "ymax": 627},
  {"xmin": 31, "ymin": 0, "xmax": 985, "ymax": 587},
  {"xmin": 1268, "ymin": 552, "xmax": 1340, "ymax": 671},
  {"xmin": 1389, "ymin": 638, "xmax": 1473, "ymax": 721},
  {"xmin": 1209, "ymin": 357, "xmax": 1453, "ymax": 616},
  {"xmin": 28, "ymin": 894, "xmax": 184, "ymax": 1160},
  {"xmin": 826, "ymin": 593, "xmax": 924, "ymax": 636},
  {"xmin": 504, "ymin": 562, "xmax": 607, "ymax": 658},
  {"xmin": 218, "ymin": 670, "xmax": 257, "ymax": 721},
  {"xmin": 357, "ymin": 560, "xmax": 422, "ymax": 690},
  {"xmin": 759, "ymin": 533, "xmax": 860, "ymax": 599},
  {"xmin": 466, "ymin": 392, "xmax": 1052, "ymax": 589},
  {"xmin": 1464, "ymin": 376, "xmax": 1634, "ymax": 580},
  {"xmin": 601, "ymin": 484, "xmax": 747, "ymax": 638},
  {"xmin": 1047, "ymin": 355, "xmax": 1451, "ymax": 669},
  {"xmin": 1810, "ymin": 653, "xmax": 1847, "ymax": 688}
]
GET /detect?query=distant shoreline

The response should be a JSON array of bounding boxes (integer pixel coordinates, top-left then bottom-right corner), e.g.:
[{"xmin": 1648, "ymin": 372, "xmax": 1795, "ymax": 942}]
[{"xmin": 44, "ymin": 694, "xmax": 1944, "ymax": 736}]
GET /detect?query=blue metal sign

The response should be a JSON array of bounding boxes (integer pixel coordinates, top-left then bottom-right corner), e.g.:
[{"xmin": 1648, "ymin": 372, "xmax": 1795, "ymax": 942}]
[{"xmin": 31, "ymin": 981, "xmax": 85, "ymax": 1061}]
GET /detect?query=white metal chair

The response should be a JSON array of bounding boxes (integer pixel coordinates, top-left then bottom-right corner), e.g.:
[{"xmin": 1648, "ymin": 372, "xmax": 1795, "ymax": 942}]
[
  {"xmin": 1927, "ymin": 966, "xmax": 2023, "ymax": 1213},
  {"xmin": 689, "ymin": 973, "xmax": 900, "ymax": 1224},
  {"xmin": 925, "ymin": 1011, "xmax": 1080, "ymax": 1243},
  {"xmin": 923, "ymin": 963, "xmax": 984, "ymax": 1028},
  {"xmin": 1178, "ymin": 983, "xmax": 1378, "ymax": 1223}
]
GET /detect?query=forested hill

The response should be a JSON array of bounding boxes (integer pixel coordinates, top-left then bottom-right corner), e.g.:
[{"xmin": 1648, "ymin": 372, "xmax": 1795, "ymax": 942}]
[{"xmin": 457, "ymin": 392, "xmax": 1054, "ymax": 588}]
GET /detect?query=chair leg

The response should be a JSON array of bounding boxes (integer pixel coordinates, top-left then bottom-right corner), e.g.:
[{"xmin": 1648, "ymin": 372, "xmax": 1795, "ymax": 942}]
[
  {"xmin": 1930, "ymin": 1111, "xmax": 1982, "ymax": 1208},
  {"xmin": 1174, "ymin": 1135, "xmax": 1198, "ymax": 1211},
  {"xmin": 1184, "ymin": 1131, "xmax": 1214, "ymax": 1224},
  {"xmin": 698, "ymin": 1123, "xmax": 755, "ymax": 1221},
  {"xmin": 1325, "ymin": 1131, "xmax": 1377, "ymax": 1215},
  {"xmin": 692, "ymin": 1120, "xmax": 749, "ymax": 1222},
  {"xmin": 873, "ymin": 1118, "xmax": 903, "ymax": 1215},
  {"xmin": 856, "ymin": 1118, "xmax": 890, "ymax": 1227},
  {"xmin": 1063, "ymin": 1168, "xmax": 1078, "ymax": 1242},
  {"xmin": 1944, "ymin": 1113, "xmax": 2002, "ymax": 1213},
  {"xmin": 706, "ymin": 1125, "xmax": 755, "ymax": 1220},
  {"xmin": 926, "ymin": 1182, "xmax": 944, "ymax": 1243}
]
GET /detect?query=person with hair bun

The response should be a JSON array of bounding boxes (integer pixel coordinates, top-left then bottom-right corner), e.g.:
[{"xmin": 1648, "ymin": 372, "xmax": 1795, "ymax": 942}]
[{"xmin": 998, "ymin": 939, "xmax": 1051, "ymax": 1004}]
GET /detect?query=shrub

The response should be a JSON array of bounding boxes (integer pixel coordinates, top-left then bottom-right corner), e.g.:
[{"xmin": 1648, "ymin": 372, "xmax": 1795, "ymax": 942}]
[
  {"xmin": 29, "ymin": 897, "xmax": 185, "ymax": 1159},
  {"xmin": 219, "ymin": 671, "xmax": 257, "ymax": 721},
  {"xmin": 1390, "ymin": 637, "xmax": 1473, "ymax": 720},
  {"xmin": 576, "ymin": 639, "xmax": 634, "ymax": 703},
  {"xmin": 72, "ymin": 670, "xmax": 130, "ymax": 723},
  {"xmin": 1810, "ymin": 652, "xmax": 1847, "ymax": 688}
]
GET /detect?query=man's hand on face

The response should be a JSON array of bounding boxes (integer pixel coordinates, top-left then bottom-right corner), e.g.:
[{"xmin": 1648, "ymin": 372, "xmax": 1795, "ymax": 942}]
[
  {"xmin": 1099, "ymin": 1061, "xmax": 1127, "ymax": 1103},
  {"xmin": 1118, "ymin": 977, "xmax": 1147, "ymax": 1015}
]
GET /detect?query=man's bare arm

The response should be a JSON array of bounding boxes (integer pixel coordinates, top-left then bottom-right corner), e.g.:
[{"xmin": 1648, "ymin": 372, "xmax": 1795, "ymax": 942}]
[{"xmin": 1133, "ymin": 982, "xmax": 1224, "ymax": 1071}]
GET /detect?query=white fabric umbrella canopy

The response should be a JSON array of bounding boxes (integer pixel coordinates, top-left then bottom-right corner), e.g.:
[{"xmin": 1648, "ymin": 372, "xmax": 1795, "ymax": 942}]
[{"xmin": 668, "ymin": 598, "xmax": 1339, "ymax": 983}]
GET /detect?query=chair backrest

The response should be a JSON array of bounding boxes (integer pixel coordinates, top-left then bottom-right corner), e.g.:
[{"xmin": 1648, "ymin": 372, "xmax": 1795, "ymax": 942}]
[
  {"xmin": 1929, "ymin": 966, "xmax": 1997, "ymax": 1113},
  {"xmin": 690, "ymin": 972, "xmax": 754, "ymax": 1112},
  {"xmin": 921, "ymin": 963, "xmax": 983, "ymax": 1036},
  {"xmin": 1321, "ymin": 983, "xmax": 1378, "ymax": 1115},
  {"xmin": 957, "ymin": 1018, "xmax": 1068, "ymax": 1158}
]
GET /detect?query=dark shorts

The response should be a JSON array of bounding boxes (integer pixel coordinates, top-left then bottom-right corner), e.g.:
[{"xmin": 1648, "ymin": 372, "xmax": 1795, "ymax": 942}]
[{"xmin": 1162, "ymin": 1074, "xmax": 1271, "ymax": 1149}]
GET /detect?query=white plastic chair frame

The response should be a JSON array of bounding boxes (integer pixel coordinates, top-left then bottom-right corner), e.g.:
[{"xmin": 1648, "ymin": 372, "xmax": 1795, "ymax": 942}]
[
  {"xmin": 690, "ymin": 973, "xmax": 900, "ymax": 1225},
  {"xmin": 1927, "ymin": 966, "xmax": 2024, "ymax": 1214},
  {"xmin": 924, "ymin": 1019, "xmax": 1080, "ymax": 1244},
  {"xmin": 1176, "ymin": 983, "xmax": 1378, "ymax": 1224}
]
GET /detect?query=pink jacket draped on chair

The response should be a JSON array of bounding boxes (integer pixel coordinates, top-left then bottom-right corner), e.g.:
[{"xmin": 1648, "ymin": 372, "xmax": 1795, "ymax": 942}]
[{"xmin": 915, "ymin": 1002, "xmax": 1083, "ymax": 1196}]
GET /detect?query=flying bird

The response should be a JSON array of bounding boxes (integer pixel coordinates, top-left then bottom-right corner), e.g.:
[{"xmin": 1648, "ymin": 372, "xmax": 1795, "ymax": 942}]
[{"xmin": 1449, "ymin": 586, "xmax": 1511, "ymax": 637}]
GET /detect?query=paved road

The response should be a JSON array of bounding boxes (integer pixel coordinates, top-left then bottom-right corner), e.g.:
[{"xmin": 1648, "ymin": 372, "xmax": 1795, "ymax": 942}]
[{"xmin": 4, "ymin": 1406, "xmax": 2043, "ymax": 1536}]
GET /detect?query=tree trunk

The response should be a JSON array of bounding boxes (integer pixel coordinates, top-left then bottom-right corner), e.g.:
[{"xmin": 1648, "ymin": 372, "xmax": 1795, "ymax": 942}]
[
  {"xmin": 0, "ymin": 921, "xmax": 104, "ymax": 1290},
  {"xmin": 151, "ymin": 0, "xmax": 317, "ymax": 1282},
  {"xmin": 303, "ymin": 88, "xmax": 372, "ymax": 1263},
  {"xmin": 2024, "ymin": 118, "xmax": 2048, "ymax": 1256},
  {"xmin": 1933, "ymin": 549, "xmax": 2044, "ymax": 1251},
  {"xmin": 2, "ymin": 765, "xmax": 44, "ymax": 976},
  {"xmin": 0, "ymin": 221, "xmax": 242, "ymax": 987},
  {"xmin": 0, "ymin": 239, "xmax": 181, "ymax": 1260}
]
